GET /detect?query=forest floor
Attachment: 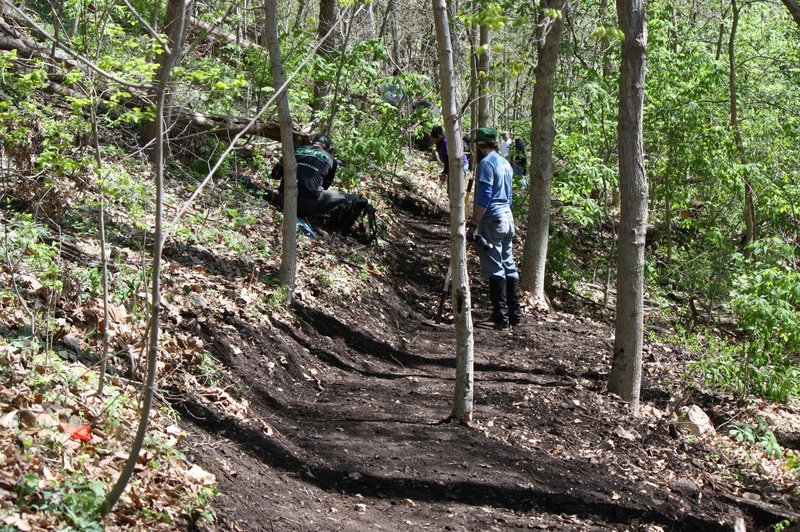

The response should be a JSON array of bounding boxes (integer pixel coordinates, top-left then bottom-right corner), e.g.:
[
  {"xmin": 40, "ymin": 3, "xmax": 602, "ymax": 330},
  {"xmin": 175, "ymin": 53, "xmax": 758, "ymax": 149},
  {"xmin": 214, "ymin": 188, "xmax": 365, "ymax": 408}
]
[{"xmin": 173, "ymin": 172, "xmax": 800, "ymax": 532}]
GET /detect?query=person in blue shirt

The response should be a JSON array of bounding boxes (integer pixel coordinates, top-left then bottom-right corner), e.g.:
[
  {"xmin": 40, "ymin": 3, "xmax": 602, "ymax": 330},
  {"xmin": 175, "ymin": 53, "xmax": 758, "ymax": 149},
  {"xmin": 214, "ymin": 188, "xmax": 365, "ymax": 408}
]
[{"xmin": 466, "ymin": 127, "xmax": 522, "ymax": 329}]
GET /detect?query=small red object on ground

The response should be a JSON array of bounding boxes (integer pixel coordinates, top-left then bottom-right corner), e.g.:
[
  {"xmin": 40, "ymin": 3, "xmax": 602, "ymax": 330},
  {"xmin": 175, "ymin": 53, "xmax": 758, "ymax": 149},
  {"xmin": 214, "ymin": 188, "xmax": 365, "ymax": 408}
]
[{"xmin": 71, "ymin": 425, "xmax": 92, "ymax": 442}]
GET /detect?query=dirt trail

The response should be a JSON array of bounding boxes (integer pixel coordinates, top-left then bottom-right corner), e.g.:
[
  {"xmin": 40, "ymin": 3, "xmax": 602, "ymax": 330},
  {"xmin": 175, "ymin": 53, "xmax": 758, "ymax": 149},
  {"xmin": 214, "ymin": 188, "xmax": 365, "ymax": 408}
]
[{"xmin": 177, "ymin": 194, "xmax": 748, "ymax": 531}]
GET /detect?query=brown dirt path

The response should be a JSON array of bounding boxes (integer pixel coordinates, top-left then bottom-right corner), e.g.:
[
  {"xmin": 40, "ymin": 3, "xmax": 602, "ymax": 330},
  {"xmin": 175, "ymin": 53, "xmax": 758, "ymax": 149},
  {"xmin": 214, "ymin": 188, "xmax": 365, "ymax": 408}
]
[{"xmin": 176, "ymin": 193, "xmax": 751, "ymax": 531}]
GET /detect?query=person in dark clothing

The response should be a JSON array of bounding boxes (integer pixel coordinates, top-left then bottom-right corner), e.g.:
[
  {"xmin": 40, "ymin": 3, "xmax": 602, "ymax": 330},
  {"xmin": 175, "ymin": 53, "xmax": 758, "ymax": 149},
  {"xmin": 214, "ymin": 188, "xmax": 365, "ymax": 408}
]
[
  {"xmin": 430, "ymin": 126, "xmax": 468, "ymax": 183},
  {"xmin": 271, "ymin": 134, "xmax": 371, "ymax": 236},
  {"xmin": 467, "ymin": 127, "xmax": 522, "ymax": 329},
  {"xmin": 511, "ymin": 137, "xmax": 528, "ymax": 189}
]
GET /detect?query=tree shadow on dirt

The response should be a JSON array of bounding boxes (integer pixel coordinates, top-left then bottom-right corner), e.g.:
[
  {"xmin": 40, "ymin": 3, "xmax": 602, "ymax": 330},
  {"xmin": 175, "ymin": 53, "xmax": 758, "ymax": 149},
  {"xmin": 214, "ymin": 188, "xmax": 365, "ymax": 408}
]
[{"xmin": 176, "ymin": 397, "xmax": 729, "ymax": 532}]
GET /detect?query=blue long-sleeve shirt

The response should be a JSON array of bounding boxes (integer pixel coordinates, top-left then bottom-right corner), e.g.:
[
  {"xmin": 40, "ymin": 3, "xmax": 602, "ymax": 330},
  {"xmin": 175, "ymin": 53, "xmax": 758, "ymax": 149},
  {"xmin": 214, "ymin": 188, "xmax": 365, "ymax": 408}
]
[{"xmin": 475, "ymin": 151, "xmax": 514, "ymax": 217}]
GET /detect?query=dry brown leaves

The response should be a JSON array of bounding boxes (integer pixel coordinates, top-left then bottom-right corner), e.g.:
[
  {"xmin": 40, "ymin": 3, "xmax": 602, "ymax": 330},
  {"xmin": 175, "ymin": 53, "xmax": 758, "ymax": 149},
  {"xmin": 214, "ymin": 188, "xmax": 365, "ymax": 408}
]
[{"xmin": 0, "ymin": 333, "xmax": 217, "ymax": 529}]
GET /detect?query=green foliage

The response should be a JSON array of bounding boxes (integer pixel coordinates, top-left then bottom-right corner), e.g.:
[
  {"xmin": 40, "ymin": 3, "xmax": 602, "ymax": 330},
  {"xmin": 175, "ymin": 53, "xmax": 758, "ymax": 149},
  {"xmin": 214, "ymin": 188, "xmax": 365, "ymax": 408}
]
[
  {"xmin": 99, "ymin": 169, "xmax": 155, "ymax": 232},
  {"xmin": 729, "ymin": 417, "xmax": 783, "ymax": 459},
  {"xmin": 72, "ymin": 266, "xmax": 103, "ymax": 302},
  {"xmin": 192, "ymin": 351, "xmax": 225, "ymax": 385},
  {"xmin": 264, "ymin": 285, "xmax": 290, "ymax": 309},
  {"xmin": 463, "ymin": 2, "xmax": 511, "ymax": 30},
  {"xmin": 640, "ymin": 0, "xmax": 800, "ymax": 333},
  {"xmin": 14, "ymin": 472, "xmax": 105, "ymax": 531},
  {"xmin": 545, "ymin": 229, "xmax": 584, "ymax": 291},
  {"xmin": 2, "ymin": 213, "xmax": 62, "ymax": 293},
  {"xmin": 0, "ymin": 54, "xmax": 93, "ymax": 177},
  {"xmin": 309, "ymin": 40, "xmax": 438, "ymax": 186},
  {"xmin": 175, "ymin": 58, "xmax": 250, "ymax": 114},
  {"xmin": 727, "ymin": 238, "xmax": 800, "ymax": 402}
]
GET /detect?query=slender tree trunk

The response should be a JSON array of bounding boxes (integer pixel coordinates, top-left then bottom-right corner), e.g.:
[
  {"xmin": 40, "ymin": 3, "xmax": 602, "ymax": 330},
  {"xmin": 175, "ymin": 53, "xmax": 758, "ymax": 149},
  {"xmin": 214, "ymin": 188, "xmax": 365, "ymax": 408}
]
[
  {"xmin": 140, "ymin": 0, "xmax": 192, "ymax": 160},
  {"xmin": 519, "ymin": 0, "xmax": 567, "ymax": 307},
  {"xmin": 377, "ymin": 0, "xmax": 395, "ymax": 40},
  {"xmin": 324, "ymin": 5, "xmax": 359, "ymax": 135},
  {"xmin": 663, "ymin": 5, "xmax": 679, "ymax": 265},
  {"xmin": 469, "ymin": 25, "xmax": 479, "ymax": 170},
  {"xmin": 312, "ymin": 0, "xmax": 336, "ymax": 112},
  {"xmin": 89, "ymin": 92, "xmax": 111, "ymax": 395},
  {"xmin": 265, "ymin": 0, "xmax": 298, "ymax": 300},
  {"xmin": 356, "ymin": 1, "xmax": 375, "ymax": 40},
  {"xmin": 292, "ymin": 0, "xmax": 307, "ymax": 30},
  {"xmin": 728, "ymin": 0, "xmax": 756, "ymax": 252},
  {"xmin": 477, "ymin": 23, "xmax": 490, "ymax": 127},
  {"xmin": 432, "ymin": 0, "xmax": 474, "ymax": 423},
  {"xmin": 608, "ymin": 0, "xmax": 648, "ymax": 414},
  {"xmin": 101, "ymin": 0, "xmax": 189, "ymax": 514}
]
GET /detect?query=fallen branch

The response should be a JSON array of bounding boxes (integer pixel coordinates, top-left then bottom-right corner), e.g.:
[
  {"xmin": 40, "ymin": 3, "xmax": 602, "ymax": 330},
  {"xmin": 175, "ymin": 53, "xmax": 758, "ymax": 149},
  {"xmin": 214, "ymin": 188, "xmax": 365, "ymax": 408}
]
[
  {"xmin": 171, "ymin": 107, "xmax": 308, "ymax": 145},
  {"xmin": 720, "ymin": 492, "xmax": 800, "ymax": 527},
  {"xmin": 1, "ymin": 18, "xmax": 307, "ymax": 145},
  {"xmin": 188, "ymin": 16, "xmax": 260, "ymax": 51}
]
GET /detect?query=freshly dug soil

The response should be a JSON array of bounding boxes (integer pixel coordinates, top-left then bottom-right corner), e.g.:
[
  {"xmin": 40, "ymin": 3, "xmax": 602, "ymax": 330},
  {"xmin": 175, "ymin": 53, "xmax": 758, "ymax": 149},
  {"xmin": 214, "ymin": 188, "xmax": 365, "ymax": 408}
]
[{"xmin": 175, "ymin": 191, "xmax": 771, "ymax": 531}]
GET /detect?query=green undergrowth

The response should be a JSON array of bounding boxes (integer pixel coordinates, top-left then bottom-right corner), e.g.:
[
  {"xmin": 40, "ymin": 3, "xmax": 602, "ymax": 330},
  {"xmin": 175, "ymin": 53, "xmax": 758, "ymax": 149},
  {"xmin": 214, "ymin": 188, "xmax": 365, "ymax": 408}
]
[{"xmin": 0, "ymin": 338, "xmax": 216, "ymax": 529}]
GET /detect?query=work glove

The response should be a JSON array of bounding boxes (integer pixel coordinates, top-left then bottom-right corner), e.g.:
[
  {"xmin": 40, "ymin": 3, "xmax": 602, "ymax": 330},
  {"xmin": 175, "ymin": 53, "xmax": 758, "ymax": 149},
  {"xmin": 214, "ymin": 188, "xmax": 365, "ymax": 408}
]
[{"xmin": 466, "ymin": 224, "xmax": 476, "ymax": 242}]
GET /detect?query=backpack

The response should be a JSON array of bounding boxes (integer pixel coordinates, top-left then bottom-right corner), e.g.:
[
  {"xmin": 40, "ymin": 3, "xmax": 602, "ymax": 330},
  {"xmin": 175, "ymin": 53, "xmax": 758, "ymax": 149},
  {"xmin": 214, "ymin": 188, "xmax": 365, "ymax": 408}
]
[
  {"xmin": 313, "ymin": 196, "xmax": 378, "ymax": 244},
  {"xmin": 351, "ymin": 201, "xmax": 378, "ymax": 245}
]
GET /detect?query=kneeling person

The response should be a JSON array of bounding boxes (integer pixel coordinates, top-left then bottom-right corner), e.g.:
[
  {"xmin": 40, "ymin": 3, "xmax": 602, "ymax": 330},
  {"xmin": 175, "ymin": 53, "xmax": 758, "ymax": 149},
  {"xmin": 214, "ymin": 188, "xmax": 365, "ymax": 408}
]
[{"xmin": 273, "ymin": 134, "xmax": 370, "ymax": 237}]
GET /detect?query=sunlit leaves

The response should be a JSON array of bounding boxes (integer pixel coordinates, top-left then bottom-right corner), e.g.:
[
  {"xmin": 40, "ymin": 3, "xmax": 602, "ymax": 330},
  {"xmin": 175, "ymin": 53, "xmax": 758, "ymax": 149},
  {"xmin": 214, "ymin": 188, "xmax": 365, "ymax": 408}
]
[{"xmin": 590, "ymin": 26, "xmax": 624, "ymax": 41}]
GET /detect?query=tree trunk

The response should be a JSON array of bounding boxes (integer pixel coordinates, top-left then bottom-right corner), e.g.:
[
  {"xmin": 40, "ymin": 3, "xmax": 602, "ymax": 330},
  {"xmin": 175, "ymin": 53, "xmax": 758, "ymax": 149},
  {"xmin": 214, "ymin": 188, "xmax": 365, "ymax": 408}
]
[
  {"xmin": 140, "ymin": 0, "xmax": 192, "ymax": 160},
  {"xmin": 728, "ymin": 0, "xmax": 756, "ymax": 253},
  {"xmin": 782, "ymin": 0, "xmax": 800, "ymax": 26},
  {"xmin": 265, "ymin": 0, "xmax": 298, "ymax": 302},
  {"xmin": 608, "ymin": 0, "xmax": 648, "ymax": 414},
  {"xmin": 101, "ymin": 0, "xmax": 189, "ymax": 515},
  {"xmin": 292, "ymin": 0, "xmax": 307, "ymax": 31},
  {"xmin": 469, "ymin": 25, "xmax": 478, "ymax": 170},
  {"xmin": 312, "ymin": 0, "xmax": 336, "ymax": 112},
  {"xmin": 324, "ymin": 5, "xmax": 359, "ymax": 135},
  {"xmin": 477, "ymin": 23, "xmax": 490, "ymax": 128},
  {"xmin": 432, "ymin": 0, "xmax": 474, "ymax": 424},
  {"xmin": 519, "ymin": 0, "xmax": 567, "ymax": 308},
  {"xmin": 377, "ymin": 0, "xmax": 395, "ymax": 40}
]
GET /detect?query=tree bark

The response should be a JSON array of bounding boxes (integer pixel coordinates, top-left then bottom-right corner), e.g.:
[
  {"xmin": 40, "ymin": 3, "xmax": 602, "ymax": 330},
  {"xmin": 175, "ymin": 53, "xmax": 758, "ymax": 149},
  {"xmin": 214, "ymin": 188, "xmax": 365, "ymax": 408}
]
[
  {"xmin": 477, "ymin": 23, "xmax": 491, "ymax": 128},
  {"xmin": 171, "ymin": 107, "xmax": 308, "ymax": 144},
  {"xmin": 468, "ymin": 25, "xmax": 478, "ymax": 170},
  {"xmin": 519, "ymin": 0, "xmax": 567, "ymax": 308},
  {"xmin": 432, "ymin": 0, "xmax": 474, "ymax": 424},
  {"xmin": 265, "ymin": 0, "xmax": 298, "ymax": 301},
  {"xmin": 608, "ymin": 0, "xmax": 648, "ymax": 414},
  {"xmin": 782, "ymin": 0, "xmax": 800, "ymax": 26},
  {"xmin": 324, "ymin": 5, "xmax": 359, "ymax": 135},
  {"xmin": 140, "ymin": 0, "xmax": 192, "ymax": 160},
  {"xmin": 312, "ymin": 0, "xmax": 336, "ymax": 112},
  {"xmin": 377, "ymin": 0, "xmax": 395, "ymax": 40},
  {"xmin": 728, "ymin": 0, "xmax": 756, "ymax": 253}
]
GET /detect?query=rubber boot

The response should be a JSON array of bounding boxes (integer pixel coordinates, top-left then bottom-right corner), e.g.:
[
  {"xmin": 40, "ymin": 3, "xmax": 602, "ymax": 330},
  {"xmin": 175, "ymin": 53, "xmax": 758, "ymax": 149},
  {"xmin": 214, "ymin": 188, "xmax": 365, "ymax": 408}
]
[
  {"xmin": 507, "ymin": 276, "xmax": 522, "ymax": 326},
  {"xmin": 489, "ymin": 276, "xmax": 510, "ymax": 329}
]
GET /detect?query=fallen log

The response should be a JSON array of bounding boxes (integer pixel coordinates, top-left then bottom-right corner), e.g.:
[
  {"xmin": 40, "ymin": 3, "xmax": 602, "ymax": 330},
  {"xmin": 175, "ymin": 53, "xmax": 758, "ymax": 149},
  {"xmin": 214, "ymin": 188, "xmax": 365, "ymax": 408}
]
[
  {"xmin": 1, "ymin": 17, "xmax": 309, "ymax": 145},
  {"xmin": 189, "ymin": 16, "xmax": 260, "ymax": 50},
  {"xmin": 171, "ymin": 107, "xmax": 309, "ymax": 145}
]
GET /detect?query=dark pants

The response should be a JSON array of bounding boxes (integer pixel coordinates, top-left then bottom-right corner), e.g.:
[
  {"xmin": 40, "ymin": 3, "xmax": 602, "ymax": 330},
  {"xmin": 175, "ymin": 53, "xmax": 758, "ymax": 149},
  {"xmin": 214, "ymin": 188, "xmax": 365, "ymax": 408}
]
[{"xmin": 300, "ymin": 191, "xmax": 369, "ymax": 235}]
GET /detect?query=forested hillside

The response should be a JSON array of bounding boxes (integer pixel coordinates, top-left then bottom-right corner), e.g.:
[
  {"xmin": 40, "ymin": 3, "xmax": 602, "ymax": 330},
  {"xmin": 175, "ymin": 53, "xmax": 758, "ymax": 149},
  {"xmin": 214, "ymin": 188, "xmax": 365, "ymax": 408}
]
[{"xmin": 1, "ymin": 0, "xmax": 799, "ymax": 530}]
